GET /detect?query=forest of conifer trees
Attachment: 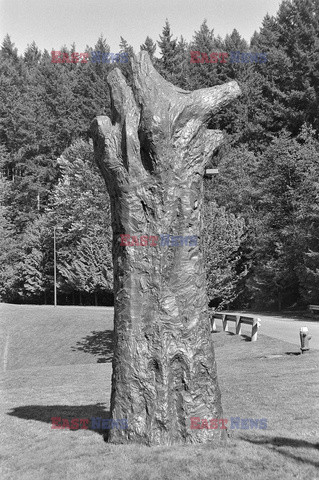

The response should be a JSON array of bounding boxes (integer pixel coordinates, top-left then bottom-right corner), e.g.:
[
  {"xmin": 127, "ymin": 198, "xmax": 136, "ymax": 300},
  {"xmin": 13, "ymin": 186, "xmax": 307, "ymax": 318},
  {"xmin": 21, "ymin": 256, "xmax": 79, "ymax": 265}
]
[{"xmin": 1, "ymin": 0, "xmax": 319, "ymax": 309}]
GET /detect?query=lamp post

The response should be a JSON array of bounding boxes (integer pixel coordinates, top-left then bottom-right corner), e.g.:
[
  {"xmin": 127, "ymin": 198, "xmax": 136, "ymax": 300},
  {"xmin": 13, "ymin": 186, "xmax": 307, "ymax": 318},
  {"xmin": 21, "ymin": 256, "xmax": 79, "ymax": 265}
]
[{"xmin": 53, "ymin": 226, "xmax": 57, "ymax": 307}]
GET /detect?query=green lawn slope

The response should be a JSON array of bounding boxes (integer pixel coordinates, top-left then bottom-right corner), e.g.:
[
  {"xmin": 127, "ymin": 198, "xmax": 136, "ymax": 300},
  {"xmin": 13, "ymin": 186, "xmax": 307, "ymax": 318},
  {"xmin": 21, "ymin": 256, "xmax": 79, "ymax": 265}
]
[{"xmin": 1, "ymin": 304, "xmax": 318, "ymax": 479}]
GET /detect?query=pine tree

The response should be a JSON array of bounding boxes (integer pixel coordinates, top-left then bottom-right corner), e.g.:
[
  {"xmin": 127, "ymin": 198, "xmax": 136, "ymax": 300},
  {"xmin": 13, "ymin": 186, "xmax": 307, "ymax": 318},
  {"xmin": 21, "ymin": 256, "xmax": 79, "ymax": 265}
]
[
  {"xmin": 24, "ymin": 41, "xmax": 42, "ymax": 65},
  {"xmin": 0, "ymin": 34, "xmax": 18, "ymax": 61},
  {"xmin": 118, "ymin": 37, "xmax": 134, "ymax": 85},
  {"xmin": 140, "ymin": 36, "xmax": 156, "ymax": 61},
  {"xmin": 157, "ymin": 20, "xmax": 178, "ymax": 82},
  {"xmin": 245, "ymin": 130, "xmax": 319, "ymax": 309},
  {"xmin": 0, "ymin": 174, "xmax": 19, "ymax": 301},
  {"xmin": 188, "ymin": 20, "xmax": 219, "ymax": 89},
  {"xmin": 251, "ymin": 0, "xmax": 319, "ymax": 134}
]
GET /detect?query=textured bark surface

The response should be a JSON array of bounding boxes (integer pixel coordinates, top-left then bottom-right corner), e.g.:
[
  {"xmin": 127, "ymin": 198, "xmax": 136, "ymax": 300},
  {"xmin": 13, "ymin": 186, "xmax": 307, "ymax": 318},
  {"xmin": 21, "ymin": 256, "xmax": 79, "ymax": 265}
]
[{"xmin": 90, "ymin": 52, "xmax": 241, "ymax": 445}]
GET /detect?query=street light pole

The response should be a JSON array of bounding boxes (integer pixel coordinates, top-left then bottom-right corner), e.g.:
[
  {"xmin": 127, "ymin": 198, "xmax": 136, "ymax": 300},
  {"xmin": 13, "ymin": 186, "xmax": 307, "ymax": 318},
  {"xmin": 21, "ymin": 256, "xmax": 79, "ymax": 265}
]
[{"xmin": 54, "ymin": 226, "xmax": 57, "ymax": 307}]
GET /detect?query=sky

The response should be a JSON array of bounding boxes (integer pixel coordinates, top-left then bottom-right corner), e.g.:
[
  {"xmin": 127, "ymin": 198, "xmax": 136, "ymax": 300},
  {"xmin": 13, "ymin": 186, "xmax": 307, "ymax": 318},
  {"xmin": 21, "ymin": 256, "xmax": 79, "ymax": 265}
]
[{"xmin": 0, "ymin": 0, "xmax": 282, "ymax": 56}]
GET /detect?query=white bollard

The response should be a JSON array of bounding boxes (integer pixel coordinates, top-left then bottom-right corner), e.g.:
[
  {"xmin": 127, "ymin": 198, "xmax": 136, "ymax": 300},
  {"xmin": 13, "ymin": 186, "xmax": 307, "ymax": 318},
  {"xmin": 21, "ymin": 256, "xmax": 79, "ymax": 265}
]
[
  {"xmin": 222, "ymin": 314, "xmax": 228, "ymax": 332},
  {"xmin": 251, "ymin": 317, "xmax": 261, "ymax": 342},
  {"xmin": 236, "ymin": 315, "xmax": 242, "ymax": 335}
]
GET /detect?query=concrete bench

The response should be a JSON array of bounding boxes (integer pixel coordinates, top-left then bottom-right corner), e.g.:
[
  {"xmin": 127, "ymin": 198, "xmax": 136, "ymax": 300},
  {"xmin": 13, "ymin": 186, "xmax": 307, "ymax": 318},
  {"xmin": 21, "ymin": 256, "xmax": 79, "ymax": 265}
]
[
  {"xmin": 210, "ymin": 312, "xmax": 261, "ymax": 342},
  {"xmin": 309, "ymin": 305, "xmax": 319, "ymax": 314}
]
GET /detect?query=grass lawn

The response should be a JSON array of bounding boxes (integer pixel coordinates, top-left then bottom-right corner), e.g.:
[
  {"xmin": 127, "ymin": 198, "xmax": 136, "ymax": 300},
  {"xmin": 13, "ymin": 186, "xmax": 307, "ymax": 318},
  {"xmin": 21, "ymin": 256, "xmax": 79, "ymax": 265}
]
[{"xmin": 1, "ymin": 303, "xmax": 319, "ymax": 479}]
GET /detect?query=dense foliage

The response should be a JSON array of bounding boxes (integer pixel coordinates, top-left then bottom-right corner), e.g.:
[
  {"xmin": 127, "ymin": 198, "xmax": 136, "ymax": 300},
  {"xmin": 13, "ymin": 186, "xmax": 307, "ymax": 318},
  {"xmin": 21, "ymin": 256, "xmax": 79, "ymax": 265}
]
[{"xmin": 1, "ymin": 0, "xmax": 319, "ymax": 308}]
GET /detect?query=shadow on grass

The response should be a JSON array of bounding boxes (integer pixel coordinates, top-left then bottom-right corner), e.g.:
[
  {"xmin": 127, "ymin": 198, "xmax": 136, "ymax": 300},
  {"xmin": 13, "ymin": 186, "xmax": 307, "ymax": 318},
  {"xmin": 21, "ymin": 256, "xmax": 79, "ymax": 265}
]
[
  {"xmin": 241, "ymin": 334, "xmax": 252, "ymax": 342},
  {"xmin": 71, "ymin": 330, "xmax": 114, "ymax": 362},
  {"xmin": 241, "ymin": 434, "xmax": 319, "ymax": 468},
  {"xmin": 225, "ymin": 332, "xmax": 252, "ymax": 342},
  {"xmin": 7, "ymin": 403, "xmax": 110, "ymax": 435},
  {"xmin": 213, "ymin": 331, "xmax": 252, "ymax": 342}
]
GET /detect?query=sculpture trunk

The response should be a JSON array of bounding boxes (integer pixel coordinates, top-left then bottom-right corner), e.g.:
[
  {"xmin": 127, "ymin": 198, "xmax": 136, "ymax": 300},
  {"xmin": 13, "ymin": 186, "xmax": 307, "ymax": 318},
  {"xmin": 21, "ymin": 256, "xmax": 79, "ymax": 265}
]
[{"xmin": 91, "ymin": 52, "xmax": 241, "ymax": 445}]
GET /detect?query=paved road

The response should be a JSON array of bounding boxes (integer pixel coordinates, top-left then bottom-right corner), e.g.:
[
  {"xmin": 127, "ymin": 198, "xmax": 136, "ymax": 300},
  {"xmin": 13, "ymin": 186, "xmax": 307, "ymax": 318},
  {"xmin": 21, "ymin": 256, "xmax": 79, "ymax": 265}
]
[{"xmin": 234, "ymin": 312, "xmax": 319, "ymax": 350}]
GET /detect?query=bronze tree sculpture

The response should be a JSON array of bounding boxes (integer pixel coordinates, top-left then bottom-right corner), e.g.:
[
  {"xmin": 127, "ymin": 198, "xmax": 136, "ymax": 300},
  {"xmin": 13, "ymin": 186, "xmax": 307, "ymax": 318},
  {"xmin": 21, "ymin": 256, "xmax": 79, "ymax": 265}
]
[{"xmin": 90, "ymin": 52, "xmax": 241, "ymax": 445}]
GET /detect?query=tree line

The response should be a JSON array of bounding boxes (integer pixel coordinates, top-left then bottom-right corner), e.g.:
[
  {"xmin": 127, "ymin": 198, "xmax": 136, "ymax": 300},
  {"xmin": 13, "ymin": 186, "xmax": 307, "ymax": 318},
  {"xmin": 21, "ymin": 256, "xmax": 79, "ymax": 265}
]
[{"xmin": 1, "ymin": 0, "xmax": 319, "ymax": 309}]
